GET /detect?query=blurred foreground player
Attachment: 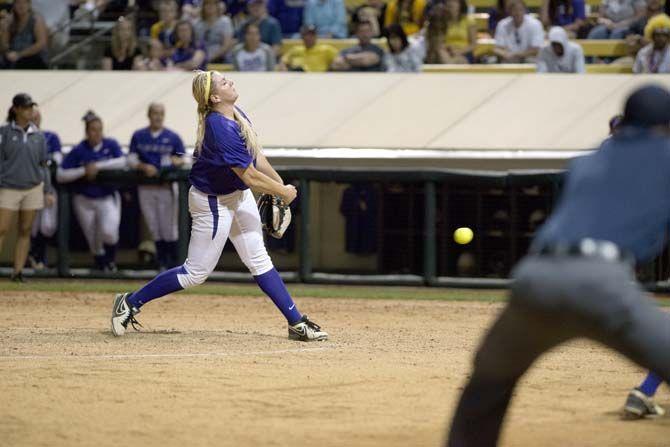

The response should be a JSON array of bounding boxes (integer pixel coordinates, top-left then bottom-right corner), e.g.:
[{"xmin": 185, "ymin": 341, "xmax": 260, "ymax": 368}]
[{"xmin": 447, "ymin": 85, "xmax": 670, "ymax": 446}]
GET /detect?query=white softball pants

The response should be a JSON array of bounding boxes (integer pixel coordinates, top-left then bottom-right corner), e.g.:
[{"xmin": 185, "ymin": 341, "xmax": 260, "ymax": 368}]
[
  {"xmin": 138, "ymin": 184, "xmax": 179, "ymax": 242},
  {"xmin": 177, "ymin": 187, "xmax": 274, "ymax": 289},
  {"xmin": 72, "ymin": 192, "xmax": 121, "ymax": 255},
  {"xmin": 31, "ymin": 194, "xmax": 58, "ymax": 238}
]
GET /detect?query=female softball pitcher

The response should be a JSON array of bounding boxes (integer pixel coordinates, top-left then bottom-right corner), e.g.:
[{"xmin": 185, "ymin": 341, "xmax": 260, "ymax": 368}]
[{"xmin": 111, "ymin": 70, "xmax": 328, "ymax": 342}]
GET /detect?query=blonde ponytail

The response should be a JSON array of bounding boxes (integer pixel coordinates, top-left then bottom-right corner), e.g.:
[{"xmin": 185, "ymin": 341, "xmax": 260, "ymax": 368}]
[
  {"xmin": 192, "ymin": 70, "xmax": 211, "ymax": 154},
  {"xmin": 191, "ymin": 70, "xmax": 262, "ymax": 158},
  {"xmin": 233, "ymin": 107, "xmax": 262, "ymax": 159}
]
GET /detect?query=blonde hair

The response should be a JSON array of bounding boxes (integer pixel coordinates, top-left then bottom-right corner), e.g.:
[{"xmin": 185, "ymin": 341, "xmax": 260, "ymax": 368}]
[
  {"xmin": 191, "ymin": 70, "xmax": 262, "ymax": 158},
  {"xmin": 111, "ymin": 17, "xmax": 137, "ymax": 60}
]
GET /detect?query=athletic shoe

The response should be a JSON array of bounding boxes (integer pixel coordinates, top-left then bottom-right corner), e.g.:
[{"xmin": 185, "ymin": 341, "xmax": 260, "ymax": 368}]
[
  {"xmin": 622, "ymin": 388, "xmax": 665, "ymax": 419},
  {"xmin": 104, "ymin": 262, "xmax": 118, "ymax": 273},
  {"xmin": 28, "ymin": 255, "xmax": 45, "ymax": 271},
  {"xmin": 111, "ymin": 293, "xmax": 142, "ymax": 336},
  {"xmin": 288, "ymin": 315, "xmax": 328, "ymax": 341},
  {"xmin": 10, "ymin": 272, "xmax": 25, "ymax": 283}
]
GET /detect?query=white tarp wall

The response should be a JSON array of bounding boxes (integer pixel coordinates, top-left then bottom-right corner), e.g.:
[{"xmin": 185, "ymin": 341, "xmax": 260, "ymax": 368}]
[{"xmin": 1, "ymin": 71, "xmax": 668, "ymax": 151}]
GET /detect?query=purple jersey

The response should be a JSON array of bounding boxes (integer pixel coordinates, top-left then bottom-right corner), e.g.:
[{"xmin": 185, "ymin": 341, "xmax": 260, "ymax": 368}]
[
  {"xmin": 62, "ymin": 138, "xmax": 124, "ymax": 198},
  {"xmin": 189, "ymin": 111, "xmax": 254, "ymax": 195},
  {"xmin": 171, "ymin": 42, "xmax": 207, "ymax": 70},
  {"xmin": 43, "ymin": 130, "xmax": 62, "ymax": 156},
  {"xmin": 129, "ymin": 127, "xmax": 185, "ymax": 170}
]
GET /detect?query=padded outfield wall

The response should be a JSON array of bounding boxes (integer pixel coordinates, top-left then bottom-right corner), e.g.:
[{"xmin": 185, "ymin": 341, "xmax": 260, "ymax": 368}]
[{"xmin": 2, "ymin": 71, "xmax": 669, "ymax": 155}]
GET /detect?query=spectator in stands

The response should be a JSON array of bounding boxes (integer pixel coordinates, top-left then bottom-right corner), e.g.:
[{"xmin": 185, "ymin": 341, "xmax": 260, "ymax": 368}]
[
  {"xmin": 170, "ymin": 19, "xmax": 207, "ymax": 69},
  {"xmin": 0, "ymin": 93, "xmax": 52, "ymax": 282},
  {"xmin": 423, "ymin": 2, "xmax": 448, "ymax": 63},
  {"xmin": 351, "ymin": 0, "xmax": 386, "ymax": 37},
  {"xmin": 610, "ymin": 2, "xmax": 664, "ymax": 64},
  {"xmin": 57, "ymin": 111, "xmax": 126, "ymax": 272},
  {"xmin": 279, "ymin": 24, "xmax": 338, "ymax": 70},
  {"xmin": 128, "ymin": 103, "xmax": 185, "ymax": 270},
  {"xmin": 303, "ymin": 0, "xmax": 348, "ymax": 38},
  {"xmin": 28, "ymin": 106, "xmax": 61, "ymax": 271},
  {"xmin": 236, "ymin": 0, "xmax": 282, "ymax": 55},
  {"xmin": 587, "ymin": 0, "xmax": 646, "ymax": 40},
  {"xmin": 151, "ymin": 0, "xmax": 179, "ymax": 49},
  {"xmin": 633, "ymin": 14, "xmax": 670, "ymax": 73},
  {"xmin": 268, "ymin": 0, "xmax": 305, "ymax": 37},
  {"xmin": 181, "ymin": 0, "xmax": 203, "ymax": 21},
  {"xmin": 540, "ymin": 0, "xmax": 585, "ymax": 38},
  {"xmin": 331, "ymin": 20, "xmax": 384, "ymax": 70},
  {"xmin": 0, "ymin": 0, "xmax": 48, "ymax": 69},
  {"xmin": 384, "ymin": 0, "xmax": 425, "ymax": 36},
  {"xmin": 487, "ymin": 0, "xmax": 510, "ymax": 35},
  {"xmin": 138, "ymin": 38, "xmax": 170, "ymax": 70},
  {"xmin": 536, "ymin": 26, "xmax": 585, "ymax": 72},
  {"xmin": 493, "ymin": 0, "xmax": 544, "ymax": 63},
  {"xmin": 384, "ymin": 23, "xmax": 422, "ymax": 71},
  {"xmin": 642, "ymin": 10, "xmax": 670, "ymax": 42},
  {"xmin": 31, "ymin": 0, "xmax": 70, "ymax": 52},
  {"xmin": 194, "ymin": 0, "xmax": 234, "ymax": 62},
  {"xmin": 444, "ymin": 0, "xmax": 476, "ymax": 63},
  {"xmin": 102, "ymin": 17, "xmax": 143, "ymax": 70},
  {"xmin": 223, "ymin": 0, "xmax": 248, "ymax": 27},
  {"xmin": 232, "ymin": 22, "xmax": 276, "ymax": 70}
]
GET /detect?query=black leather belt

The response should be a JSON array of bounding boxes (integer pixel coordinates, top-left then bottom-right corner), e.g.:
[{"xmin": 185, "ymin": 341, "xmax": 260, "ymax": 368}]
[{"xmin": 531, "ymin": 239, "xmax": 634, "ymax": 263}]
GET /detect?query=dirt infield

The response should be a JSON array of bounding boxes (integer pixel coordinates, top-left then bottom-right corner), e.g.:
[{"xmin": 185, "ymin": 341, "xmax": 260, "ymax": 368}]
[{"xmin": 0, "ymin": 291, "xmax": 668, "ymax": 447}]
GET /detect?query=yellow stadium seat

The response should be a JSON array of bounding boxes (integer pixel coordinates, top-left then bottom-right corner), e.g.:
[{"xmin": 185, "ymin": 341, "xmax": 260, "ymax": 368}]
[{"xmin": 474, "ymin": 38, "xmax": 627, "ymax": 57}]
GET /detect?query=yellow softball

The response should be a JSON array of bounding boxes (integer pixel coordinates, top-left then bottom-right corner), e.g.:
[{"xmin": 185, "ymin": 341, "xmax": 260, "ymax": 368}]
[{"xmin": 454, "ymin": 227, "xmax": 474, "ymax": 245}]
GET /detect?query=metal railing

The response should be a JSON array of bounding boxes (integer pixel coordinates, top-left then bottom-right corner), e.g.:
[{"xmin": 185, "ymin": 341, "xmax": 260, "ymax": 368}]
[{"xmin": 50, "ymin": 166, "xmax": 670, "ymax": 290}]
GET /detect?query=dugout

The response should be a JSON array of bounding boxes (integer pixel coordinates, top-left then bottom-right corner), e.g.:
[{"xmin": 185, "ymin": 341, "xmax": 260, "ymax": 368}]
[{"xmin": 11, "ymin": 166, "xmax": 662, "ymax": 291}]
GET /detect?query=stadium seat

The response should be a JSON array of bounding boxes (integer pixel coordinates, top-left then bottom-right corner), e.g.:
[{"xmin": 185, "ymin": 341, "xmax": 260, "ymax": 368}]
[{"xmin": 207, "ymin": 62, "xmax": 632, "ymax": 73}]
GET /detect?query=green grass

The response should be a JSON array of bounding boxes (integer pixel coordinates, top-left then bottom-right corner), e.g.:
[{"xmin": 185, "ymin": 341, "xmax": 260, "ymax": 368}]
[
  {"xmin": 1, "ymin": 279, "xmax": 508, "ymax": 303},
  {"xmin": 5, "ymin": 279, "xmax": 670, "ymax": 306}
]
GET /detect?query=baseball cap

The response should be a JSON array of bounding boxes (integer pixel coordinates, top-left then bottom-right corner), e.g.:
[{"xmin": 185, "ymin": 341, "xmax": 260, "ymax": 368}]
[
  {"xmin": 12, "ymin": 93, "xmax": 36, "ymax": 108},
  {"xmin": 622, "ymin": 85, "xmax": 670, "ymax": 128}
]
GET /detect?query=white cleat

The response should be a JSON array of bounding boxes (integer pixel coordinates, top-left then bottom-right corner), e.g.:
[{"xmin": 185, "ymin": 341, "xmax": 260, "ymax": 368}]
[
  {"xmin": 623, "ymin": 389, "xmax": 666, "ymax": 420},
  {"xmin": 111, "ymin": 293, "xmax": 141, "ymax": 337},
  {"xmin": 288, "ymin": 315, "xmax": 328, "ymax": 341}
]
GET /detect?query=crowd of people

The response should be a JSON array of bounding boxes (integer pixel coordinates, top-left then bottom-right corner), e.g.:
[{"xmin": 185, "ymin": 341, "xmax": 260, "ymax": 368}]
[
  {"xmin": 0, "ymin": 0, "xmax": 668, "ymax": 72},
  {"xmin": 0, "ymin": 92, "xmax": 186, "ymax": 281}
]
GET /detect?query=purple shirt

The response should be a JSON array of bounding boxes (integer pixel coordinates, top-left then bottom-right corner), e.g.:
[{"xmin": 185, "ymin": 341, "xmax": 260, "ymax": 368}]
[
  {"xmin": 62, "ymin": 138, "xmax": 124, "ymax": 198},
  {"xmin": 43, "ymin": 130, "xmax": 62, "ymax": 156},
  {"xmin": 189, "ymin": 111, "xmax": 254, "ymax": 195},
  {"xmin": 130, "ymin": 127, "xmax": 185, "ymax": 169},
  {"xmin": 171, "ymin": 42, "xmax": 207, "ymax": 69},
  {"xmin": 551, "ymin": 0, "xmax": 585, "ymax": 26}
]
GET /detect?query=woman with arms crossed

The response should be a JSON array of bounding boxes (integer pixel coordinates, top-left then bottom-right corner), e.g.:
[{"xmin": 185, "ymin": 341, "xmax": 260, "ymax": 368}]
[{"xmin": 112, "ymin": 71, "xmax": 328, "ymax": 342}]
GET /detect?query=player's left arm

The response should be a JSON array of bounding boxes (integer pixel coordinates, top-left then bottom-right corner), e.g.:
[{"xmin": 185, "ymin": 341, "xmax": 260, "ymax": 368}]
[{"xmin": 255, "ymin": 151, "xmax": 283, "ymax": 184}]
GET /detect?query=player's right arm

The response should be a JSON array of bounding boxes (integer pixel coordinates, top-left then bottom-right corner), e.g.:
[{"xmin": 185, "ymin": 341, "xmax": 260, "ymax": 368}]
[{"xmin": 232, "ymin": 164, "xmax": 297, "ymax": 204}]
